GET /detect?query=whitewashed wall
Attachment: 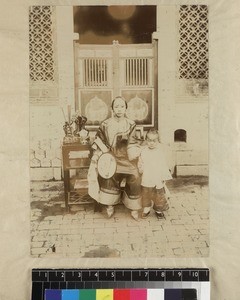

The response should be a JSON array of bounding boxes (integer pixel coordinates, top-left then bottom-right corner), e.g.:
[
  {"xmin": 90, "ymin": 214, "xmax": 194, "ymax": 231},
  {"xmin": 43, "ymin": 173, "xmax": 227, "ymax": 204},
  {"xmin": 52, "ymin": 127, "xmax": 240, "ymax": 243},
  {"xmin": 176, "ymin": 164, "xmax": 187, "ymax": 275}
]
[
  {"xmin": 29, "ymin": 5, "xmax": 208, "ymax": 180},
  {"xmin": 157, "ymin": 6, "xmax": 208, "ymax": 176},
  {"xmin": 30, "ymin": 7, "xmax": 75, "ymax": 180}
]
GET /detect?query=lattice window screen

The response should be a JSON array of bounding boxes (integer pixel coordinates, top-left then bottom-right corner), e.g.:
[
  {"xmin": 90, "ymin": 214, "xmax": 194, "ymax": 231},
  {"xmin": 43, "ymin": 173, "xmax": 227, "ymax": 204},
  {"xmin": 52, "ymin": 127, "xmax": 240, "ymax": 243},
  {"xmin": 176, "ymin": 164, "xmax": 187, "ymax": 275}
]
[
  {"xmin": 83, "ymin": 58, "xmax": 108, "ymax": 87},
  {"xmin": 125, "ymin": 58, "xmax": 149, "ymax": 87},
  {"xmin": 29, "ymin": 6, "xmax": 55, "ymax": 82},
  {"xmin": 179, "ymin": 5, "xmax": 208, "ymax": 79}
]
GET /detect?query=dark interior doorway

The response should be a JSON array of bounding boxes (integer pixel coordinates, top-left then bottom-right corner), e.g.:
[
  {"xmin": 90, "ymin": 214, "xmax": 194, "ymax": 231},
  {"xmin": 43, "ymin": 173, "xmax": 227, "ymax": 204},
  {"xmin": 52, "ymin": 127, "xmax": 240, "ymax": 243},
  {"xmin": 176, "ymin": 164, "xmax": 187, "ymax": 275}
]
[{"xmin": 73, "ymin": 5, "xmax": 156, "ymax": 44}]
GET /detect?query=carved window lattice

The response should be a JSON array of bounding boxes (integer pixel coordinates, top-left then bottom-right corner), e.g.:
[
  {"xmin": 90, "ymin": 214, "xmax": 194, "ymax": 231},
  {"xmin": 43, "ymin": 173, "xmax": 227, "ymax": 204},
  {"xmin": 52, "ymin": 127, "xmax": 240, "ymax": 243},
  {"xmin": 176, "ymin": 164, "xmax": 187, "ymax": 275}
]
[
  {"xmin": 29, "ymin": 6, "xmax": 55, "ymax": 82},
  {"xmin": 125, "ymin": 58, "xmax": 149, "ymax": 87},
  {"xmin": 179, "ymin": 5, "xmax": 208, "ymax": 79},
  {"xmin": 84, "ymin": 58, "xmax": 108, "ymax": 87}
]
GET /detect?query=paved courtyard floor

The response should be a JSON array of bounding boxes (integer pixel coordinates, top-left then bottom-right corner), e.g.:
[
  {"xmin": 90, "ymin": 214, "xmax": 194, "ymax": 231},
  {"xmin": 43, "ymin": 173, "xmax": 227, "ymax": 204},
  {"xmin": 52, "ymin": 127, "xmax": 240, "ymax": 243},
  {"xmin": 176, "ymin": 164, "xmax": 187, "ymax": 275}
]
[{"xmin": 30, "ymin": 176, "xmax": 209, "ymax": 258}]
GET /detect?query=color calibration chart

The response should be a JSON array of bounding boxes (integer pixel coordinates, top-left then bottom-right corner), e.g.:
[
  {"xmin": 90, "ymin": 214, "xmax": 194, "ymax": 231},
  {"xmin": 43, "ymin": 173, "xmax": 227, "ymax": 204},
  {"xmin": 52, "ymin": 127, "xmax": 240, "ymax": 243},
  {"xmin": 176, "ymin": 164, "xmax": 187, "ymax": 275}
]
[{"xmin": 32, "ymin": 268, "xmax": 210, "ymax": 300}]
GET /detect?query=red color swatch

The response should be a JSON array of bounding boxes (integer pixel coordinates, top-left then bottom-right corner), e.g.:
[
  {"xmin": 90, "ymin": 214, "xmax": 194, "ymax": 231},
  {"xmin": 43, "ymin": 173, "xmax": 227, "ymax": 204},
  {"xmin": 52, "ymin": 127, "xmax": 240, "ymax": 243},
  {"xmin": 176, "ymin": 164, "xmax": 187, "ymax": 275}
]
[{"xmin": 114, "ymin": 289, "xmax": 131, "ymax": 300}]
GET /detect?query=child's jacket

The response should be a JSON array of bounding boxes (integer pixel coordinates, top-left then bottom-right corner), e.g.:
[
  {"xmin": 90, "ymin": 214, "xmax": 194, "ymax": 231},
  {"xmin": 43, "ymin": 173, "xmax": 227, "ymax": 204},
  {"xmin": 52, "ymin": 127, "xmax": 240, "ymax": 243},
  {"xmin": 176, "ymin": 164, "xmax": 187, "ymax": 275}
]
[{"xmin": 139, "ymin": 144, "xmax": 172, "ymax": 189}]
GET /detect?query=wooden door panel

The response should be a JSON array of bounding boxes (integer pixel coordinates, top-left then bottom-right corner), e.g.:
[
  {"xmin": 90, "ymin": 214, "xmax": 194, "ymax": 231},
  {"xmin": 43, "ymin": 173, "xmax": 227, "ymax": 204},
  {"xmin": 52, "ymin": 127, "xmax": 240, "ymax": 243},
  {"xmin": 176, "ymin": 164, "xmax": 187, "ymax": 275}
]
[{"xmin": 75, "ymin": 42, "xmax": 156, "ymax": 128}]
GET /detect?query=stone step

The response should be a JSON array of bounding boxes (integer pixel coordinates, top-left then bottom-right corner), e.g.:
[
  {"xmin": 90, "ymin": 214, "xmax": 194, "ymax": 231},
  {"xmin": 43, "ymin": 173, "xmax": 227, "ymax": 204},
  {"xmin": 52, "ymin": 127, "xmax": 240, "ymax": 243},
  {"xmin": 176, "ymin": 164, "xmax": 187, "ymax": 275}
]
[{"xmin": 176, "ymin": 165, "xmax": 208, "ymax": 176}]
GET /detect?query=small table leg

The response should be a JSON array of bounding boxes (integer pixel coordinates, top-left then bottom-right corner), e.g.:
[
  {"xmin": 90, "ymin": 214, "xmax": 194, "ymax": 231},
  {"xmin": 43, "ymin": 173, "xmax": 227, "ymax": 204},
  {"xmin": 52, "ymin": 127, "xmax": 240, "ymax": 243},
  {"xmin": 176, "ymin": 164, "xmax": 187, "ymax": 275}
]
[{"xmin": 63, "ymin": 170, "xmax": 70, "ymax": 211}]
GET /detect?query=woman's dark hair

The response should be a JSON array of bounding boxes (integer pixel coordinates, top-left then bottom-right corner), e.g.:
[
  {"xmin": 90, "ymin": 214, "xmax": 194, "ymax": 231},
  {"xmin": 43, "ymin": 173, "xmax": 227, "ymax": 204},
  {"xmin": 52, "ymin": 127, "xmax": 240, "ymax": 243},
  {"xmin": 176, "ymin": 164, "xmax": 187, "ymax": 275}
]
[{"xmin": 111, "ymin": 96, "xmax": 128, "ymax": 110}]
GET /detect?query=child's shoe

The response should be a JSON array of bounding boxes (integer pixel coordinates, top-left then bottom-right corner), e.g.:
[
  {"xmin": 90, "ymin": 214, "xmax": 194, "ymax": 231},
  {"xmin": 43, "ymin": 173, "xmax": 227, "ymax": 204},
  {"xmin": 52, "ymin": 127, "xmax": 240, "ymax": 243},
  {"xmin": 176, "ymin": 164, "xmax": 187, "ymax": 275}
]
[
  {"xmin": 141, "ymin": 211, "xmax": 150, "ymax": 219},
  {"xmin": 141, "ymin": 207, "xmax": 151, "ymax": 219},
  {"xmin": 162, "ymin": 203, "xmax": 169, "ymax": 211},
  {"xmin": 155, "ymin": 211, "xmax": 165, "ymax": 219}
]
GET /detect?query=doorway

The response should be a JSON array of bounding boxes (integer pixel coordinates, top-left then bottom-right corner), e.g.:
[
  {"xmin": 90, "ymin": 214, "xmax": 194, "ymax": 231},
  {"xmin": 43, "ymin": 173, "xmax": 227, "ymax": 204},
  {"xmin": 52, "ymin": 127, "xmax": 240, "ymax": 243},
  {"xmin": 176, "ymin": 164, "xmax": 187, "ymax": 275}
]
[{"xmin": 73, "ymin": 5, "xmax": 157, "ymax": 129}]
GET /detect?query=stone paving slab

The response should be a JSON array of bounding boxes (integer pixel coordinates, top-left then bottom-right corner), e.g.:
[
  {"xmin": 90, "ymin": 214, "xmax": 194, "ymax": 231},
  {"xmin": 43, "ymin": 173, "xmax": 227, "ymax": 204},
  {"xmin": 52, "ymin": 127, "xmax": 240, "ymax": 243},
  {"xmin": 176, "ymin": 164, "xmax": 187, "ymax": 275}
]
[{"xmin": 30, "ymin": 176, "xmax": 209, "ymax": 258}]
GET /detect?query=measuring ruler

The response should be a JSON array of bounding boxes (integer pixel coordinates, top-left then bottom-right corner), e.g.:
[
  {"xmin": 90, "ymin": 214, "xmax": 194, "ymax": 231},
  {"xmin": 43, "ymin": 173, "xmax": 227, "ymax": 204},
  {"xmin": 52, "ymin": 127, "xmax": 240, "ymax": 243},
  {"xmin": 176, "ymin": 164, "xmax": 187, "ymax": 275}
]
[{"xmin": 32, "ymin": 268, "xmax": 210, "ymax": 300}]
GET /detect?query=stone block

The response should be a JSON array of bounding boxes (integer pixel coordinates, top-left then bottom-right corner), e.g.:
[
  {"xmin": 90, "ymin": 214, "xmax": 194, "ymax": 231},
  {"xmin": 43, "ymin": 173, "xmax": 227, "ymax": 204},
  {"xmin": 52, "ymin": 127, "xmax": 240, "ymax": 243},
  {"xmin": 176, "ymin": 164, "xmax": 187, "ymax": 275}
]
[
  {"xmin": 52, "ymin": 157, "xmax": 62, "ymax": 167},
  {"xmin": 30, "ymin": 167, "xmax": 54, "ymax": 181},
  {"xmin": 176, "ymin": 165, "xmax": 208, "ymax": 176},
  {"xmin": 31, "ymin": 247, "xmax": 48, "ymax": 256},
  {"xmin": 41, "ymin": 158, "xmax": 51, "ymax": 167},
  {"xmin": 30, "ymin": 158, "xmax": 41, "ymax": 167},
  {"xmin": 176, "ymin": 150, "xmax": 208, "ymax": 165},
  {"xmin": 53, "ymin": 167, "xmax": 62, "ymax": 180}
]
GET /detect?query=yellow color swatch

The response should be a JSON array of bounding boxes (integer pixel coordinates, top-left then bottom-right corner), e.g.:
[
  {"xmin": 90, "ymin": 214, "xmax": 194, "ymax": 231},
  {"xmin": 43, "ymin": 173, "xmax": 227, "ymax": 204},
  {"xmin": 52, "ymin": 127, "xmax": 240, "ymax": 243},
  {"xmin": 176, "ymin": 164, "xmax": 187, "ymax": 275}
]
[{"xmin": 96, "ymin": 289, "xmax": 113, "ymax": 300}]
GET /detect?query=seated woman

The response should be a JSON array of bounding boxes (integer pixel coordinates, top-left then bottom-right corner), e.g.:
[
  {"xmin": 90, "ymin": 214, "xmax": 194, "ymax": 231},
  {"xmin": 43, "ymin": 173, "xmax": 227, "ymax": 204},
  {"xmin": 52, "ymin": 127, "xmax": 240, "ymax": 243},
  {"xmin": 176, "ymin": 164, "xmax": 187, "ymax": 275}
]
[{"xmin": 88, "ymin": 96, "xmax": 142, "ymax": 220}]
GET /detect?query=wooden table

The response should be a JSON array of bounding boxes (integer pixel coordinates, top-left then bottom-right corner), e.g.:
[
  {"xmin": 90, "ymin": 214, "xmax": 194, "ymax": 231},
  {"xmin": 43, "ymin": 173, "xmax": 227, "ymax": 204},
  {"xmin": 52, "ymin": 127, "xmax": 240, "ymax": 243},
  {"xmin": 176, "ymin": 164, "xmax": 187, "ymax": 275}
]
[{"xmin": 62, "ymin": 143, "xmax": 94, "ymax": 211}]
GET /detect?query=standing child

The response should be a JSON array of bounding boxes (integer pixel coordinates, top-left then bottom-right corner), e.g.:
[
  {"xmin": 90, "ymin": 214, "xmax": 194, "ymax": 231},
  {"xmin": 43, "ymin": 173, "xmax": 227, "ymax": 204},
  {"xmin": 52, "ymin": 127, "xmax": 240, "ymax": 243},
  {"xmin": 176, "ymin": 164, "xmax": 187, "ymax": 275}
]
[{"xmin": 138, "ymin": 129, "xmax": 172, "ymax": 219}]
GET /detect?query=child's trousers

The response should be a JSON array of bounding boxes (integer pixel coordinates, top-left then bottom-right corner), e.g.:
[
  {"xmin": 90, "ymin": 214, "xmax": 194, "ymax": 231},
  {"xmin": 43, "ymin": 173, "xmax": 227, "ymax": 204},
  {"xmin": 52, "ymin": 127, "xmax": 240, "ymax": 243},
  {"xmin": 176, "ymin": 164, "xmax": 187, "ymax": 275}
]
[{"xmin": 141, "ymin": 186, "xmax": 169, "ymax": 212}]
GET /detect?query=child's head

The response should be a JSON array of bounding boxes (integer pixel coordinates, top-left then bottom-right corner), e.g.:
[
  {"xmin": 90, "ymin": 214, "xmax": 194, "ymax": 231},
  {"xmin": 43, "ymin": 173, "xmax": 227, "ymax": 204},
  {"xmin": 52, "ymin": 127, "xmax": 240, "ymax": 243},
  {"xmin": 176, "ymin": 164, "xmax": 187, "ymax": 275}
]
[{"xmin": 146, "ymin": 129, "xmax": 159, "ymax": 149}]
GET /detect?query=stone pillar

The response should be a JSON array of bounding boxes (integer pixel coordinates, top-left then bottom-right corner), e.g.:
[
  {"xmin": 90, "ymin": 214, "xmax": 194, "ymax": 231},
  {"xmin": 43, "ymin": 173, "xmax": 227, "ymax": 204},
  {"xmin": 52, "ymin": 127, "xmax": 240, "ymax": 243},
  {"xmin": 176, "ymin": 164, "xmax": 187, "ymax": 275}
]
[
  {"xmin": 55, "ymin": 6, "xmax": 76, "ymax": 119},
  {"xmin": 155, "ymin": 5, "xmax": 177, "ymax": 170}
]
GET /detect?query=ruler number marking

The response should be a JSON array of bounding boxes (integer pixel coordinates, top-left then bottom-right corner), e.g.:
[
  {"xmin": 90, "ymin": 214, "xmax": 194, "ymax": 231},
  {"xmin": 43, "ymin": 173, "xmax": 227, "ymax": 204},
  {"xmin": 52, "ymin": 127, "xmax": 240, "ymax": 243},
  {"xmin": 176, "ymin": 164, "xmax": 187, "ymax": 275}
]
[{"xmin": 193, "ymin": 271, "xmax": 198, "ymax": 277}]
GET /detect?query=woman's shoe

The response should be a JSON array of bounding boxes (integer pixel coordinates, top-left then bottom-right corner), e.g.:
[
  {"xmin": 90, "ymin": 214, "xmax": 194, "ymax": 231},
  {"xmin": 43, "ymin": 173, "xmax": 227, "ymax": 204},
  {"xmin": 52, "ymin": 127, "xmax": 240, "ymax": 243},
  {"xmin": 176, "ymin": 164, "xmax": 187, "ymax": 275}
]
[
  {"xmin": 131, "ymin": 210, "xmax": 139, "ymax": 221},
  {"xmin": 106, "ymin": 206, "xmax": 114, "ymax": 218}
]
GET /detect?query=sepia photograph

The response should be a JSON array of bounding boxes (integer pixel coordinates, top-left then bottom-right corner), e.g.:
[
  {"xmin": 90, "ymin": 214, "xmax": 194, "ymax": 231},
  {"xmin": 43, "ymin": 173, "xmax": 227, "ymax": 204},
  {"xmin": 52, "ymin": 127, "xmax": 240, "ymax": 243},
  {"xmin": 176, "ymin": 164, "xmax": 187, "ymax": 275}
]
[{"xmin": 29, "ymin": 4, "xmax": 209, "ymax": 258}]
